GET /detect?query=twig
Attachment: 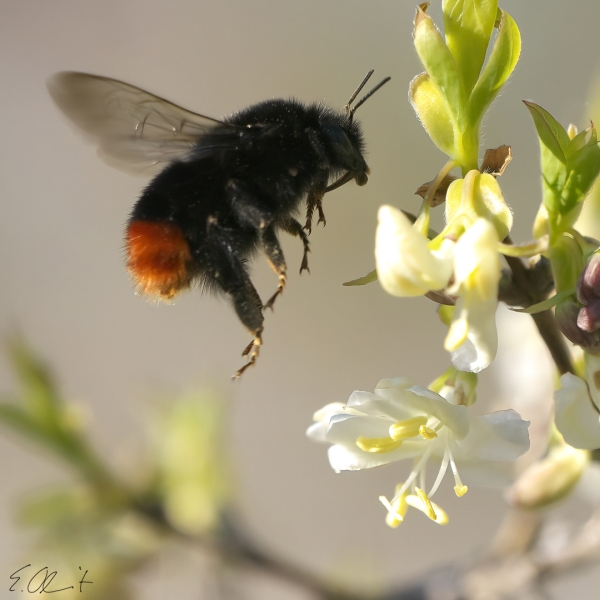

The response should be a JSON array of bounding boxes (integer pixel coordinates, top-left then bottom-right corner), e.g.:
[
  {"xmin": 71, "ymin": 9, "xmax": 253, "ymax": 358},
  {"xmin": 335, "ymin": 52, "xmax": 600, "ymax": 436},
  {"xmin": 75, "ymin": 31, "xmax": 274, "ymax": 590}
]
[{"xmin": 503, "ymin": 236, "xmax": 574, "ymax": 375}]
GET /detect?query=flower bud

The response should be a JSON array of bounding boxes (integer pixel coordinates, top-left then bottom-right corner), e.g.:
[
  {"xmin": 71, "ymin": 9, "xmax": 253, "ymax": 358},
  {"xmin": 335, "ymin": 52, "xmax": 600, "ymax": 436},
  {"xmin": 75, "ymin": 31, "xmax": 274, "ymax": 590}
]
[
  {"xmin": 438, "ymin": 370, "xmax": 478, "ymax": 406},
  {"xmin": 507, "ymin": 443, "xmax": 589, "ymax": 509},
  {"xmin": 577, "ymin": 253, "xmax": 600, "ymax": 332},
  {"xmin": 577, "ymin": 300, "xmax": 600, "ymax": 333},
  {"xmin": 555, "ymin": 297, "xmax": 600, "ymax": 352}
]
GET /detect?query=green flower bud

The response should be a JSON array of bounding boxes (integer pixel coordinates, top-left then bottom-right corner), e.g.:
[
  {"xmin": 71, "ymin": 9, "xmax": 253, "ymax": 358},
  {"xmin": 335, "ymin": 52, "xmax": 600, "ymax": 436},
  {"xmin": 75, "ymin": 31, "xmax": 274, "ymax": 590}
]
[
  {"xmin": 550, "ymin": 233, "xmax": 584, "ymax": 293},
  {"xmin": 507, "ymin": 444, "xmax": 589, "ymax": 509}
]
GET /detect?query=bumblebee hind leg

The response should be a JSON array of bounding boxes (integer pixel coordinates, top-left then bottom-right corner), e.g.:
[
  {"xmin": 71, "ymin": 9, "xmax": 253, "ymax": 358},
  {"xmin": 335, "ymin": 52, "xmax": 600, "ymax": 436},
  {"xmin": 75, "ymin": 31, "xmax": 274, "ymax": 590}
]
[
  {"xmin": 262, "ymin": 226, "xmax": 288, "ymax": 311},
  {"xmin": 204, "ymin": 223, "xmax": 264, "ymax": 378}
]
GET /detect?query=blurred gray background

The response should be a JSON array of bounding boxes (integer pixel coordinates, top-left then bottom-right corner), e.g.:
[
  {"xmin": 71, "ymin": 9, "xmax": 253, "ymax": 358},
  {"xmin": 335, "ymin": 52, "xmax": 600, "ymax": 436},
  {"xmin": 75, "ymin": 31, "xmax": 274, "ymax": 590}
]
[{"xmin": 2, "ymin": 0, "xmax": 600, "ymax": 598}]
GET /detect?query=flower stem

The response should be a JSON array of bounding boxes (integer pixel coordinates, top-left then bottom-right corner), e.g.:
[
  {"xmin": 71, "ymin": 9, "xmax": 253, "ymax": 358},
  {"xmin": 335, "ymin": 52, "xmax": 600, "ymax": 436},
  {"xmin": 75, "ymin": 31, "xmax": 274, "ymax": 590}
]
[{"xmin": 503, "ymin": 236, "xmax": 574, "ymax": 375}]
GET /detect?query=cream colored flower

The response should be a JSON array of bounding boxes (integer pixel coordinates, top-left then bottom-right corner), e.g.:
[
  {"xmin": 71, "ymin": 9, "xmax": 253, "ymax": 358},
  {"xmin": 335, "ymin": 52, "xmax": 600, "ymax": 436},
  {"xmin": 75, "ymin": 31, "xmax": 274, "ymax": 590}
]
[
  {"xmin": 307, "ymin": 377, "xmax": 530, "ymax": 526},
  {"xmin": 445, "ymin": 218, "xmax": 501, "ymax": 372},
  {"xmin": 375, "ymin": 205, "xmax": 453, "ymax": 297},
  {"xmin": 554, "ymin": 372, "xmax": 600, "ymax": 450}
]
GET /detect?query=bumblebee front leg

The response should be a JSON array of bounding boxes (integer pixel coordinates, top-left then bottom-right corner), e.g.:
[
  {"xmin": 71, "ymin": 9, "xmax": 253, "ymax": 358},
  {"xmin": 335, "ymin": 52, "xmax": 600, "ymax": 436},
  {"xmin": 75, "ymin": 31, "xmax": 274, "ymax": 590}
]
[
  {"xmin": 280, "ymin": 217, "xmax": 311, "ymax": 274},
  {"xmin": 304, "ymin": 171, "xmax": 356, "ymax": 232},
  {"xmin": 304, "ymin": 189, "xmax": 325, "ymax": 235},
  {"xmin": 304, "ymin": 170, "xmax": 329, "ymax": 234}
]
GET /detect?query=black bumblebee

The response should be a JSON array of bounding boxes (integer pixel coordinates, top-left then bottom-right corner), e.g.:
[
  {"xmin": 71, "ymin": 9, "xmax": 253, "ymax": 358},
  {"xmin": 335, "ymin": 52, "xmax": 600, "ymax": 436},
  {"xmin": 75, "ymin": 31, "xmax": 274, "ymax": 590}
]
[{"xmin": 48, "ymin": 70, "xmax": 389, "ymax": 377}]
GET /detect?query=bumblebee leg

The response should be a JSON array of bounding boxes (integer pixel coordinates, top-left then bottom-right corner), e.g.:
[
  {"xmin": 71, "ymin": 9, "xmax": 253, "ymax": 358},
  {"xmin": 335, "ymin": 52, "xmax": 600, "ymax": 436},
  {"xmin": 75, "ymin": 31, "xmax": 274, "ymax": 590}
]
[
  {"xmin": 235, "ymin": 339, "xmax": 261, "ymax": 378},
  {"xmin": 226, "ymin": 179, "xmax": 274, "ymax": 229},
  {"xmin": 307, "ymin": 171, "xmax": 356, "ymax": 231},
  {"xmin": 205, "ymin": 223, "xmax": 264, "ymax": 378},
  {"xmin": 304, "ymin": 170, "xmax": 329, "ymax": 234},
  {"xmin": 316, "ymin": 201, "xmax": 327, "ymax": 227},
  {"xmin": 225, "ymin": 180, "xmax": 291, "ymax": 312},
  {"xmin": 280, "ymin": 218, "xmax": 311, "ymax": 274},
  {"xmin": 304, "ymin": 192, "xmax": 317, "ymax": 234},
  {"xmin": 262, "ymin": 226, "xmax": 287, "ymax": 311}
]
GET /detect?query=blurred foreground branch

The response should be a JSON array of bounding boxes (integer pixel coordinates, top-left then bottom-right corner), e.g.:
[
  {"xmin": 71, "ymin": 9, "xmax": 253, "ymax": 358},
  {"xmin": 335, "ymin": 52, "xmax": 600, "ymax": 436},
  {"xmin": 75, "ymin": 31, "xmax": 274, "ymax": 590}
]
[{"xmin": 2, "ymin": 341, "xmax": 600, "ymax": 600}]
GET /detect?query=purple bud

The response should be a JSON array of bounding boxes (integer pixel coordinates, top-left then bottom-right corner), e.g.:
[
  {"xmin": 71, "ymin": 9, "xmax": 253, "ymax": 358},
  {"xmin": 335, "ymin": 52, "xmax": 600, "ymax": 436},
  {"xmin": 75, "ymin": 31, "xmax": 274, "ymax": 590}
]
[
  {"xmin": 578, "ymin": 299, "xmax": 600, "ymax": 332},
  {"xmin": 556, "ymin": 298, "xmax": 600, "ymax": 351},
  {"xmin": 577, "ymin": 253, "xmax": 600, "ymax": 305}
]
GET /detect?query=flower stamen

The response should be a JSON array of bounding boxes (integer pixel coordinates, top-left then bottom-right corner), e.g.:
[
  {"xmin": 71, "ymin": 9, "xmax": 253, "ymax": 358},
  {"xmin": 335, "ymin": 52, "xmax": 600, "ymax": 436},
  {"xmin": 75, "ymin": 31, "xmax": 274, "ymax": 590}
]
[
  {"xmin": 406, "ymin": 491, "xmax": 449, "ymax": 525},
  {"xmin": 448, "ymin": 447, "xmax": 468, "ymax": 496},
  {"xmin": 356, "ymin": 435, "xmax": 403, "ymax": 453},
  {"xmin": 419, "ymin": 425, "xmax": 437, "ymax": 439},
  {"xmin": 379, "ymin": 486, "xmax": 408, "ymax": 528},
  {"xmin": 415, "ymin": 487, "xmax": 437, "ymax": 520},
  {"xmin": 389, "ymin": 416, "xmax": 429, "ymax": 440},
  {"xmin": 393, "ymin": 442, "xmax": 436, "ymax": 501},
  {"xmin": 428, "ymin": 443, "xmax": 450, "ymax": 497}
]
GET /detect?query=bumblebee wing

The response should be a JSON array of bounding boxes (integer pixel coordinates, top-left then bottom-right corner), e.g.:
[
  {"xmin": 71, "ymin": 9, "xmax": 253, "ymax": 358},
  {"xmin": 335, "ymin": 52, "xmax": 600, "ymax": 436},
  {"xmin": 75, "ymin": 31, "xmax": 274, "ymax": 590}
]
[{"xmin": 48, "ymin": 71, "xmax": 235, "ymax": 176}]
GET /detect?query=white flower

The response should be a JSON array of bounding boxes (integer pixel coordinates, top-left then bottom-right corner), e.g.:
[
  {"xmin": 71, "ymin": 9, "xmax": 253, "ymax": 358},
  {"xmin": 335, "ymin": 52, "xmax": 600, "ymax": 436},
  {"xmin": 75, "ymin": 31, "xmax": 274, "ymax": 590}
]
[
  {"xmin": 445, "ymin": 171, "xmax": 513, "ymax": 241},
  {"xmin": 375, "ymin": 205, "xmax": 454, "ymax": 297},
  {"xmin": 555, "ymin": 372, "xmax": 600, "ymax": 450},
  {"xmin": 307, "ymin": 377, "xmax": 530, "ymax": 526},
  {"xmin": 445, "ymin": 218, "xmax": 501, "ymax": 373},
  {"xmin": 375, "ymin": 206, "xmax": 502, "ymax": 373}
]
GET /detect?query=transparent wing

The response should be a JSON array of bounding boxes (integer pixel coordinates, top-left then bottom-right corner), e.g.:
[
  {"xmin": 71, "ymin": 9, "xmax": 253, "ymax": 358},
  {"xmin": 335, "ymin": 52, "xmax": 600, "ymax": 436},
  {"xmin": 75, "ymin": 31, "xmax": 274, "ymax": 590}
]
[{"xmin": 48, "ymin": 71, "xmax": 236, "ymax": 176}]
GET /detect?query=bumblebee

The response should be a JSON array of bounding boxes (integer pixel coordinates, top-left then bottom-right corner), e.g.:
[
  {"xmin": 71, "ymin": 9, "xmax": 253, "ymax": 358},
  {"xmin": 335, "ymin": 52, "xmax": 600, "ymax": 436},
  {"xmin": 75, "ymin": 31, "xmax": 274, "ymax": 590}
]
[{"xmin": 48, "ymin": 70, "xmax": 389, "ymax": 377}]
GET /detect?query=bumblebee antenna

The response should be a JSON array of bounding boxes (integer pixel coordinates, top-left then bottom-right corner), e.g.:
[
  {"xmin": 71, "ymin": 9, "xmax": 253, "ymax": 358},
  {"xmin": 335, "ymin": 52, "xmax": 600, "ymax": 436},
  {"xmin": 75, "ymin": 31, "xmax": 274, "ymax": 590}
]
[
  {"xmin": 344, "ymin": 69, "xmax": 375, "ymax": 113},
  {"xmin": 348, "ymin": 74, "xmax": 391, "ymax": 122},
  {"xmin": 350, "ymin": 77, "xmax": 391, "ymax": 121}
]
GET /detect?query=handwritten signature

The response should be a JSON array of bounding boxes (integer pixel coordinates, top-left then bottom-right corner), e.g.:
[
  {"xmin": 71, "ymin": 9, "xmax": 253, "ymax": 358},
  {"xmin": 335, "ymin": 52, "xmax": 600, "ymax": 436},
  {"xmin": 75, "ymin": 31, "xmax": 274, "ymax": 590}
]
[{"xmin": 9, "ymin": 565, "xmax": 92, "ymax": 594}]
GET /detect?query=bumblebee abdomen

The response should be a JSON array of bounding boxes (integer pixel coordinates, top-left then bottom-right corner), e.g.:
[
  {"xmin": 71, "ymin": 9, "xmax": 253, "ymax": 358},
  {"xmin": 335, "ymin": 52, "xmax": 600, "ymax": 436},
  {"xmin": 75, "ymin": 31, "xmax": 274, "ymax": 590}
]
[{"xmin": 125, "ymin": 220, "xmax": 192, "ymax": 300}]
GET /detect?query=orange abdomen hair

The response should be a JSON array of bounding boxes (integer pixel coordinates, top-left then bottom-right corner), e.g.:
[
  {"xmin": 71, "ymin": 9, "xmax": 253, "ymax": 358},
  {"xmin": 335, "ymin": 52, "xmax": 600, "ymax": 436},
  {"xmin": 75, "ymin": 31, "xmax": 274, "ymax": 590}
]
[{"xmin": 125, "ymin": 220, "xmax": 192, "ymax": 300}]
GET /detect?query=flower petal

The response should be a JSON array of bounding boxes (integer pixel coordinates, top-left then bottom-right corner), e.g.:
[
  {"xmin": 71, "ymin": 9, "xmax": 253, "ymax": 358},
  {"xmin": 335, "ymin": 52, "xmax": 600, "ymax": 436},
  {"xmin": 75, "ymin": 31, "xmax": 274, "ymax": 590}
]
[
  {"xmin": 347, "ymin": 391, "xmax": 414, "ymax": 421},
  {"xmin": 407, "ymin": 385, "xmax": 471, "ymax": 439},
  {"xmin": 327, "ymin": 440, "xmax": 426, "ymax": 472},
  {"xmin": 375, "ymin": 205, "xmax": 453, "ymax": 297},
  {"xmin": 306, "ymin": 422, "xmax": 329, "ymax": 443},
  {"xmin": 555, "ymin": 373, "xmax": 600, "ymax": 450},
  {"xmin": 453, "ymin": 460, "xmax": 516, "ymax": 488},
  {"xmin": 326, "ymin": 414, "xmax": 393, "ymax": 445},
  {"xmin": 452, "ymin": 409, "xmax": 530, "ymax": 461},
  {"xmin": 448, "ymin": 296, "xmax": 499, "ymax": 372},
  {"xmin": 585, "ymin": 353, "xmax": 600, "ymax": 410},
  {"xmin": 446, "ymin": 219, "xmax": 500, "ymax": 372}
]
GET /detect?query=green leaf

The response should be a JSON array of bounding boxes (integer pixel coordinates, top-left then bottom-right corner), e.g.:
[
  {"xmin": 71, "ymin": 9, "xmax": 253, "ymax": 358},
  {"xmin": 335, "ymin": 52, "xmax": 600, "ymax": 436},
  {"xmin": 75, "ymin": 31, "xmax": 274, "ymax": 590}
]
[
  {"xmin": 0, "ymin": 403, "xmax": 46, "ymax": 441},
  {"xmin": 409, "ymin": 73, "xmax": 459, "ymax": 158},
  {"xmin": 10, "ymin": 339, "xmax": 63, "ymax": 431},
  {"xmin": 154, "ymin": 390, "xmax": 230, "ymax": 535},
  {"xmin": 524, "ymin": 101, "xmax": 569, "ymax": 164},
  {"xmin": 526, "ymin": 103, "xmax": 600, "ymax": 233},
  {"xmin": 510, "ymin": 288, "xmax": 576, "ymax": 314},
  {"xmin": 413, "ymin": 6, "xmax": 467, "ymax": 128},
  {"xmin": 18, "ymin": 488, "xmax": 94, "ymax": 527},
  {"xmin": 567, "ymin": 127, "xmax": 592, "ymax": 158},
  {"xmin": 343, "ymin": 269, "xmax": 378, "ymax": 286},
  {"xmin": 564, "ymin": 126, "xmax": 600, "ymax": 210},
  {"xmin": 443, "ymin": 0, "xmax": 498, "ymax": 94},
  {"xmin": 469, "ymin": 10, "xmax": 521, "ymax": 128},
  {"xmin": 1, "ymin": 342, "xmax": 119, "ymax": 487}
]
